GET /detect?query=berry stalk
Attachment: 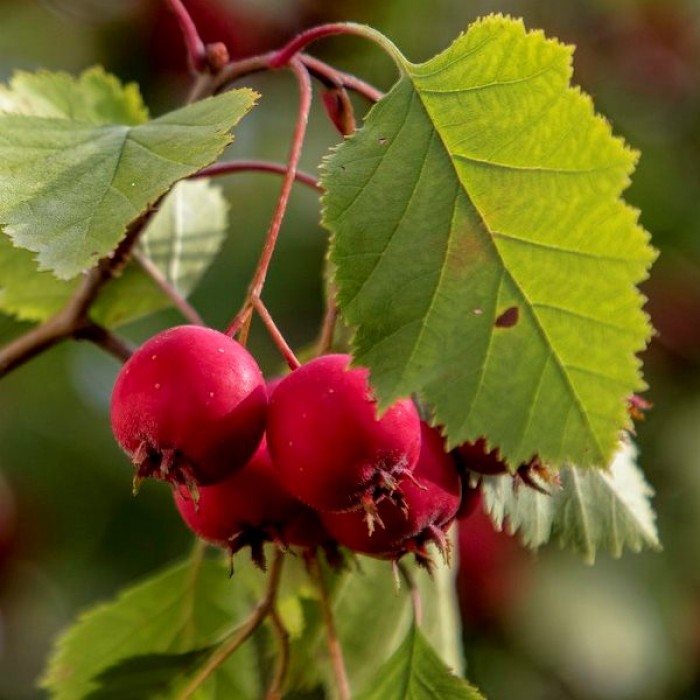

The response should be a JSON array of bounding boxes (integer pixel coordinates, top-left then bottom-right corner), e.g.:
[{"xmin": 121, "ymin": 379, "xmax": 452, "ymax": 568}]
[
  {"xmin": 226, "ymin": 58, "xmax": 312, "ymax": 341},
  {"xmin": 308, "ymin": 555, "xmax": 351, "ymax": 700},
  {"xmin": 177, "ymin": 548, "xmax": 286, "ymax": 700}
]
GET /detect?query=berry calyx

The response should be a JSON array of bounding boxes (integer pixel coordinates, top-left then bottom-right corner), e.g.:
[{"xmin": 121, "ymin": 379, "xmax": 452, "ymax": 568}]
[
  {"xmin": 453, "ymin": 438, "xmax": 508, "ymax": 476},
  {"xmin": 453, "ymin": 439, "xmax": 557, "ymax": 494},
  {"xmin": 321, "ymin": 422, "xmax": 462, "ymax": 569},
  {"xmin": 266, "ymin": 354, "xmax": 421, "ymax": 523},
  {"xmin": 111, "ymin": 325, "xmax": 267, "ymax": 491},
  {"xmin": 174, "ymin": 438, "xmax": 312, "ymax": 569}
]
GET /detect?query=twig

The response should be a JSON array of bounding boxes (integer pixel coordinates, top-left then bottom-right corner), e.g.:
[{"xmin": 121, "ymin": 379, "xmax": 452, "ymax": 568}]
[
  {"xmin": 308, "ymin": 555, "xmax": 351, "ymax": 700},
  {"xmin": 251, "ymin": 297, "xmax": 300, "ymax": 370},
  {"xmin": 269, "ymin": 23, "xmax": 404, "ymax": 71},
  {"xmin": 165, "ymin": 0, "xmax": 206, "ymax": 73},
  {"xmin": 193, "ymin": 160, "xmax": 321, "ymax": 192},
  {"xmin": 132, "ymin": 250, "xmax": 205, "ymax": 326},
  {"xmin": 316, "ymin": 294, "xmax": 338, "ymax": 355},
  {"xmin": 178, "ymin": 549, "xmax": 286, "ymax": 700},
  {"xmin": 300, "ymin": 54, "xmax": 384, "ymax": 103},
  {"xmin": 188, "ymin": 53, "xmax": 274, "ymax": 103},
  {"xmin": 270, "ymin": 25, "xmax": 363, "ymax": 69},
  {"xmin": 189, "ymin": 45, "xmax": 383, "ymax": 106},
  {"xmin": 72, "ymin": 323, "xmax": 134, "ymax": 363},
  {"xmin": 225, "ymin": 58, "xmax": 312, "ymax": 338}
]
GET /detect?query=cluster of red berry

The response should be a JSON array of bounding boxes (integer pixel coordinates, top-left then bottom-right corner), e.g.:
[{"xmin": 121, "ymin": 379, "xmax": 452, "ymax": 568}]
[{"xmin": 110, "ymin": 325, "xmax": 511, "ymax": 570}]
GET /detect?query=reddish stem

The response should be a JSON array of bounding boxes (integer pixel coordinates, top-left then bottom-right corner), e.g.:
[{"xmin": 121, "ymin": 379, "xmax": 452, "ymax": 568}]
[
  {"xmin": 270, "ymin": 24, "xmax": 357, "ymax": 68},
  {"xmin": 194, "ymin": 160, "xmax": 321, "ymax": 192},
  {"xmin": 316, "ymin": 296, "xmax": 338, "ymax": 355},
  {"xmin": 270, "ymin": 22, "xmax": 403, "ymax": 71},
  {"xmin": 308, "ymin": 555, "xmax": 351, "ymax": 700},
  {"xmin": 300, "ymin": 54, "xmax": 384, "ymax": 103},
  {"xmin": 132, "ymin": 250, "xmax": 205, "ymax": 326},
  {"xmin": 225, "ymin": 58, "xmax": 312, "ymax": 337},
  {"xmin": 252, "ymin": 297, "xmax": 300, "ymax": 370},
  {"xmin": 397, "ymin": 562, "xmax": 423, "ymax": 626},
  {"xmin": 165, "ymin": 0, "xmax": 207, "ymax": 73}
]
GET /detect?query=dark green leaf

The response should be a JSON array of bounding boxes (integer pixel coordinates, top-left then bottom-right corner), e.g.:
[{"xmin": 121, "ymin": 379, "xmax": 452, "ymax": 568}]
[
  {"xmin": 84, "ymin": 648, "xmax": 212, "ymax": 700},
  {"xmin": 139, "ymin": 179, "xmax": 229, "ymax": 297}
]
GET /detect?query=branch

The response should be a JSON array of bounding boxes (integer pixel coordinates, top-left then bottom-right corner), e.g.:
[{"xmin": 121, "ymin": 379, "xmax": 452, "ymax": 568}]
[
  {"xmin": 73, "ymin": 323, "xmax": 134, "ymax": 363},
  {"xmin": 0, "ymin": 211, "xmax": 152, "ymax": 378}
]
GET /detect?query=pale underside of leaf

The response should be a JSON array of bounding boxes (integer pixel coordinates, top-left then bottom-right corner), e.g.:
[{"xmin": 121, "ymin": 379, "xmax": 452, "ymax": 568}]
[
  {"xmin": 139, "ymin": 179, "xmax": 229, "ymax": 297},
  {"xmin": 0, "ymin": 179, "xmax": 228, "ymax": 326},
  {"xmin": 479, "ymin": 437, "xmax": 661, "ymax": 563},
  {"xmin": 324, "ymin": 14, "xmax": 655, "ymax": 470}
]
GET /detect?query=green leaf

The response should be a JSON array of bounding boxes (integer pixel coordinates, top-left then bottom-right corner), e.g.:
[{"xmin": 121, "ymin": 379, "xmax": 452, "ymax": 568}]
[
  {"xmin": 139, "ymin": 178, "xmax": 229, "ymax": 297},
  {"xmin": 0, "ymin": 68, "xmax": 256, "ymax": 279},
  {"xmin": 0, "ymin": 66, "xmax": 149, "ymax": 124},
  {"xmin": 41, "ymin": 556, "xmax": 263, "ymax": 700},
  {"xmin": 480, "ymin": 438, "xmax": 661, "ymax": 563},
  {"xmin": 355, "ymin": 625, "xmax": 484, "ymax": 700},
  {"xmin": 322, "ymin": 14, "xmax": 655, "ymax": 470},
  {"xmin": 0, "ymin": 234, "xmax": 167, "ymax": 326},
  {"xmin": 0, "ymin": 234, "xmax": 76, "ymax": 321}
]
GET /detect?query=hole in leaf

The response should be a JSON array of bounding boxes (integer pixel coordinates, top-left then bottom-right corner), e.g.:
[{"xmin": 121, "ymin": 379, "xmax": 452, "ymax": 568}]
[{"xmin": 494, "ymin": 306, "xmax": 519, "ymax": 328}]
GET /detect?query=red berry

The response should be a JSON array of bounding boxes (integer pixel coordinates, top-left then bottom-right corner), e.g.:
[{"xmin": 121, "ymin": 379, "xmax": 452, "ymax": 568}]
[
  {"xmin": 456, "ymin": 478, "xmax": 481, "ymax": 520},
  {"xmin": 174, "ymin": 437, "xmax": 311, "ymax": 568},
  {"xmin": 111, "ymin": 325, "xmax": 266, "ymax": 490},
  {"xmin": 321, "ymin": 423, "xmax": 461, "ymax": 568},
  {"xmin": 457, "ymin": 498, "xmax": 531, "ymax": 628},
  {"xmin": 266, "ymin": 354, "xmax": 421, "ymax": 518}
]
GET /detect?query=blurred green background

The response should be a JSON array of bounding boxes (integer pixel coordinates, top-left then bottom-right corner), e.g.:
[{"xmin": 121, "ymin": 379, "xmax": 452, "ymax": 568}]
[{"xmin": 0, "ymin": 0, "xmax": 699, "ymax": 698}]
